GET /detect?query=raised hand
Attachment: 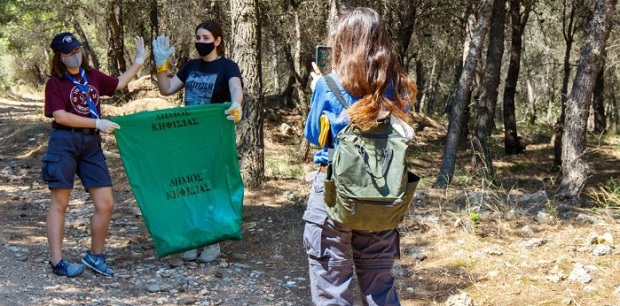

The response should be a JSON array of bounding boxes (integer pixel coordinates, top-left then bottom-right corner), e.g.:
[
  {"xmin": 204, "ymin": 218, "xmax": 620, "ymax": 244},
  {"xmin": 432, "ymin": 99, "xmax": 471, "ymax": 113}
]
[
  {"xmin": 152, "ymin": 34, "xmax": 175, "ymax": 71},
  {"xmin": 310, "ymin": 62, "xmax": 322, "ymax": 91},
  {"xmin": 134, "ymin": 36, "xmax": 147, "ymax": 65}
]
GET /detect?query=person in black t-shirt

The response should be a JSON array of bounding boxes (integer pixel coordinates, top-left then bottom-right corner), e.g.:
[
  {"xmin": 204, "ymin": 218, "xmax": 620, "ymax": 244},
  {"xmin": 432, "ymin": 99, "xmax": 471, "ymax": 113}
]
[
  {"xmin": 152, "ymin": 21, "xmax": 243, "ymax": 262},
  {"xmin": 153, "ymin": 21, "xmax": 243, "ymax": 113}
]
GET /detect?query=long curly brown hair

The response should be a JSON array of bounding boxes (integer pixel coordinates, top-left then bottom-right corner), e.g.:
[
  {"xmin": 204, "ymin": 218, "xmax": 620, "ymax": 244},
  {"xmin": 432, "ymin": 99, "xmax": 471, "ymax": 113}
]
[{"xmin": 330, "ymin": 7, "xmax": 416, "ymax": 131}]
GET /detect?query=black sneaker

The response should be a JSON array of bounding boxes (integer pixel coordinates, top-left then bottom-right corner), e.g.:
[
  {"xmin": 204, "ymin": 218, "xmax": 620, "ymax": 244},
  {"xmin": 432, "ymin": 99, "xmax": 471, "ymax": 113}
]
[{"xmin": 50, "ymin": 259, "xmax": 85, "ymax": 277}]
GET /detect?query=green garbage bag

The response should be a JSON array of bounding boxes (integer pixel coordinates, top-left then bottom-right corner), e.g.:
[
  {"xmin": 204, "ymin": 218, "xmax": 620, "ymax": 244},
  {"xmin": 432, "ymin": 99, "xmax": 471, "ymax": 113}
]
[{"xmin": 112, "ymin": 103, "xmax": 244, "ymax": 258}]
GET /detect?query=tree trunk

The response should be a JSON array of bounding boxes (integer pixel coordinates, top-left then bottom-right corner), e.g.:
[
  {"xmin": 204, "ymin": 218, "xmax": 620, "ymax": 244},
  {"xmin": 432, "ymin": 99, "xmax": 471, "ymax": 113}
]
[
  {"xmin": 484, "ymin": 0, "xmax": 506, "ymax": 133},
  {"xmin": 419, "ymin": 55, "xmax": 436, "ymax": 114},
  {"xmin": 557, "ymin": 0, "xmax": 617, "ymax": 201},
  {"xmin": 107, "ymin": 0, "xmax": 126, "ymax": 76},
  {"xmin": 434, "ymin": 0, "xmax": 494, "ymax": 188},
  {"xmin": 32, "ymin": 63, "xmax": 44, "ymax": 85},
  {"xmin": 149, "ymin": 0, "xmax": 159, "ymax": 78},
  {"xmin": 526, "ymin": 78, "xmax": 536, "ymax": 124},
  {"xmin": 502, "ymin": 0, "xmax": 532, "ymax": 155},
  {"xmin": 524, "ymin": 47, "xmax": 536, "ymax": 125},
  {"xmin": 553, "ymin": 0, "xmax": 579, "ymax": 169},
  {"xmin": 231, "ymin": 0, "xmax": 264, "ymax": 188},
  {"xmin": 443, "ymin": 3, "xmax": 475, "ymax": 140},
  {"xmin": 414, "ymin": 56, "xmax": 425, "ymax": 113},
  {"xmin": 592, "ymin": 58, "xmax": 606, "ymax": 133},
  {"xmin": 610, "ymin": 75, "xmax": 620, "ymax": 133},
  {"xmin": 394, "ymin": 1, "xmax": 418, "ymax": 67},
  {"xmin": 425, "ymin": 56, "xmax": 445, "ymax": 115},
  {"xmin": 459, "ymin": 3, "xmax": 476, "ymax": 140},
  {"xmin": 472, "ymin": 0, "xmax": 505, "ymax": 182},
  {"xmin": 281, "ymin": 48, "xmax": 296, "ymax": 107},
  {"xmin": 328, "ymin": 0, "xmax": 339, "ymax": 28},
  {"xmin": 290, "ymin": 8, "xmax": 311, "ymax": 162},
  {"xmin": 269, "ymin": 38, "xmax": 280, "ymax": 96},
  {"xmin": 544, "ymin": 59, "xmax": 558, "ymax": 124},
  {"xmin": 69, "ymin": 12, "xmax": 100, "ymax": 69}
]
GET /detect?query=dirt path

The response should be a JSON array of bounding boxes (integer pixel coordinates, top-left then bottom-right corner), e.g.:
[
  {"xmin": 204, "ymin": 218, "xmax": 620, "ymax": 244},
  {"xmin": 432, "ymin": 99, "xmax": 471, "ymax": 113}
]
[{"xmin": 0, "ymin": 97, "xmax": 312, "ymax": 306}]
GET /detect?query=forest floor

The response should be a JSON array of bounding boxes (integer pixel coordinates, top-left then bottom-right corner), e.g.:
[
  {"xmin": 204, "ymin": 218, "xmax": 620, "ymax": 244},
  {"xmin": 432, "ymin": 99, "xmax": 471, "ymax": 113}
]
[{"xmin": 1, "ymin": 82, "xmax": 620, "ymax": 306}]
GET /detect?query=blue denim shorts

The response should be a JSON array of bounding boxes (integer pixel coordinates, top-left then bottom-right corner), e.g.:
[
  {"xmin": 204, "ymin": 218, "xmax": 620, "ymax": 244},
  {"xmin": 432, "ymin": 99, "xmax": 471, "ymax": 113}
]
[{"xmin": 41, "ymin": 129, "xmax": 112, "ymax": 190}]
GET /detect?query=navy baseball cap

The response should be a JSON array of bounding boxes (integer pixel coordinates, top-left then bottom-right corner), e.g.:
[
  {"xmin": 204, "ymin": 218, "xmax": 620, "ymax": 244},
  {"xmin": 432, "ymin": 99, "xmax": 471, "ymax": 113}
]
[{"xmin": 50, "ymin": 32, "xmax": 82, "ymax": 54}]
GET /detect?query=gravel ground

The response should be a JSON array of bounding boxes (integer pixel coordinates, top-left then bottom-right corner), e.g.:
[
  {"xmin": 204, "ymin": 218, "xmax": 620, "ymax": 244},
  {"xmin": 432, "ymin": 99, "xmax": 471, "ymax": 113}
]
[{"xmin": 0, "ymin": 98, "xmax": 312, "ymax": 306}]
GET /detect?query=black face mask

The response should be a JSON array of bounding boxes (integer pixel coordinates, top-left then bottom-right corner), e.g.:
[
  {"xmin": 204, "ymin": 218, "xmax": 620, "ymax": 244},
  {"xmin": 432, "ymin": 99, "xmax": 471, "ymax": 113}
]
[{"xmin": 195, "ymin": 42, "xmax": 216, "ymax": 57}]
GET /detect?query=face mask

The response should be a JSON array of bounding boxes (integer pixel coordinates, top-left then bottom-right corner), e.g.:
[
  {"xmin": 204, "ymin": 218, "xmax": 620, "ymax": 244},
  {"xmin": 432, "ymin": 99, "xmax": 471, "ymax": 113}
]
[
  {"xmin": 62, "ymin": 51, "xmax": 83, "ymax": 68},
  {"xmin": 195, "ymin": 42, "xmax": 216, "ymax": 57}
]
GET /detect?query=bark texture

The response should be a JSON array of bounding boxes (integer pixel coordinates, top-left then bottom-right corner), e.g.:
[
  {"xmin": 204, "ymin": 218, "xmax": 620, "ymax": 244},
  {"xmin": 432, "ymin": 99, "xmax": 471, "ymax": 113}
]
[
  {"xmin": 435, "ymin": 0, "xmax": 494, "ymax": 188},
  {"xmin": 472, "ymin": 0, "xmax": 506, "ymax": 181},
  {"xmin": 557, "ymin": 0, "xmax": 617, "ymax": 200},
  {"xmin": 502, "ymin": 0, "xmax": 533, "ymax": 155},
  {"xmin": 231, "ymin": 0, "xmax": 264, "ymax": 188}
]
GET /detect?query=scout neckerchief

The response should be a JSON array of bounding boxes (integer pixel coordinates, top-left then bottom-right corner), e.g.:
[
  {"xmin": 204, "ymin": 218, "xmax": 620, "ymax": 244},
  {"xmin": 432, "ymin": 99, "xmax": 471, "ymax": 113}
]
[{"xmin": 65, "ymin": 67, "xmax": 99, "ymax": 119}]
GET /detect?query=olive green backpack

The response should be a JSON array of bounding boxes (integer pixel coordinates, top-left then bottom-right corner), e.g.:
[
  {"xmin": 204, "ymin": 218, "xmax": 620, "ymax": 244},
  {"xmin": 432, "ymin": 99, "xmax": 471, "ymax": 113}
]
[{"xmin": 323, "ymin": 75, "xmax": 419, "ymax": 231}]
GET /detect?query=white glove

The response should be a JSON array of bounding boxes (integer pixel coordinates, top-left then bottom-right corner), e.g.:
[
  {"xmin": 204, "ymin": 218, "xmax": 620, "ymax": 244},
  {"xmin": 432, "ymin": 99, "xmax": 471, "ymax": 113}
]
[
  {"xmin": 310, "ymin": 62, "xmax": 321, "ymax": 91},
  {"xmin": 95, "ymin": 119, "xmax": 120, "ymax": 133},
  {"xmin": 152, "ymin": 34, "xmax": 175, "ymax": 68},
  {"xmin": 225, "ymin": 101, "xmax": 242, "ymax": 122},
  {"xmin": 134, "ymin": 36, "xmax": 147, "ymax": 65}
]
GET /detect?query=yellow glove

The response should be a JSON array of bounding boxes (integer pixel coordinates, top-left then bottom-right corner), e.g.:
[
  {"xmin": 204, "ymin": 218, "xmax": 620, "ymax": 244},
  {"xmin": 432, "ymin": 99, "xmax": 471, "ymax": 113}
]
[
  {"xmin": 225, "ymin": 101, "xmax": 242, "ymax": 122},
  {"xmin": 318, "ymin": 114, "xmax": 331, "ymax": 147}
]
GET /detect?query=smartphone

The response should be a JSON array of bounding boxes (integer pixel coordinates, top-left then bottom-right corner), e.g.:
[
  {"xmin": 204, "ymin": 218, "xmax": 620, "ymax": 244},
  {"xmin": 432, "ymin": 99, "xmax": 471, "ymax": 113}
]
[{"xmin": 315, "ymin": 45, "xmax": 332, "ymax": 74}]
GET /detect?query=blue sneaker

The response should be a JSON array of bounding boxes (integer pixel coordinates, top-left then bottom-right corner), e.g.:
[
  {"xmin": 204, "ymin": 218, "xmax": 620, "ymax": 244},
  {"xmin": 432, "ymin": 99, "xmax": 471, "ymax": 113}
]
[
  {"xmin": 81, "ymin": 251, "xmax": 114, "ymax": 276},
  {"xmin": 50, "ymin": 259, "xmax": 85, "ymax": 277}
]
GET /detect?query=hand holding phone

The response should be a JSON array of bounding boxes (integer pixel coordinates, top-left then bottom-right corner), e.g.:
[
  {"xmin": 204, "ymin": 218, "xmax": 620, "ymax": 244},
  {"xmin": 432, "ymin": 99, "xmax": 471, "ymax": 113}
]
[
  {"xmin": 315, "ymin": 45, "xmax": 331, "ymax": 74},
  {"xmin": 310, "ymin": 62, "xmax": 321, "ymax": 91},
  {"xmin": 311, "ymin": 45, "xmax": 331, "ymax": 91}
]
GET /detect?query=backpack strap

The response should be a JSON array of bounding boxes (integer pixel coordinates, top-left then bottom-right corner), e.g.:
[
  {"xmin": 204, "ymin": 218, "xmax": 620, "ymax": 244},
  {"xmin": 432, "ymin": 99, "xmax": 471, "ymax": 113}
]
[{"xmin": 324, "ymin": 75, "xmax": 348, "ymax": 109}]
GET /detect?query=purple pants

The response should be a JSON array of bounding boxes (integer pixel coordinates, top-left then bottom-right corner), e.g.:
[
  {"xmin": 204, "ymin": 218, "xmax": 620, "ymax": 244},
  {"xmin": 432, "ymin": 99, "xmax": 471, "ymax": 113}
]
[{"xmin": 303, "ymin": 171, "xmax": 400, "ymax": 306}]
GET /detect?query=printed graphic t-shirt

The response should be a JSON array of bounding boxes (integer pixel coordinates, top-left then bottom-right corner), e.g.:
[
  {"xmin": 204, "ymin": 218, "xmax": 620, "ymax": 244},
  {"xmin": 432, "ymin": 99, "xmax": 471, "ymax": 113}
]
[
  {"xmin": 176, "ymin": 57, "xmax": 242, "ymax": 105},
  {"xmin": 44, "ymin": 69, "xmax": 119, "ymax": 128}
]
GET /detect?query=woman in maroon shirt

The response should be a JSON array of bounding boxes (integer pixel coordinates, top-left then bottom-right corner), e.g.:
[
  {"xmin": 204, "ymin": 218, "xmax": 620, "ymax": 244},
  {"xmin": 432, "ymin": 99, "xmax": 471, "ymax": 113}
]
[{"xmin": 42, "ymin": 32, "xmax": 146, "ymax": 277}]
